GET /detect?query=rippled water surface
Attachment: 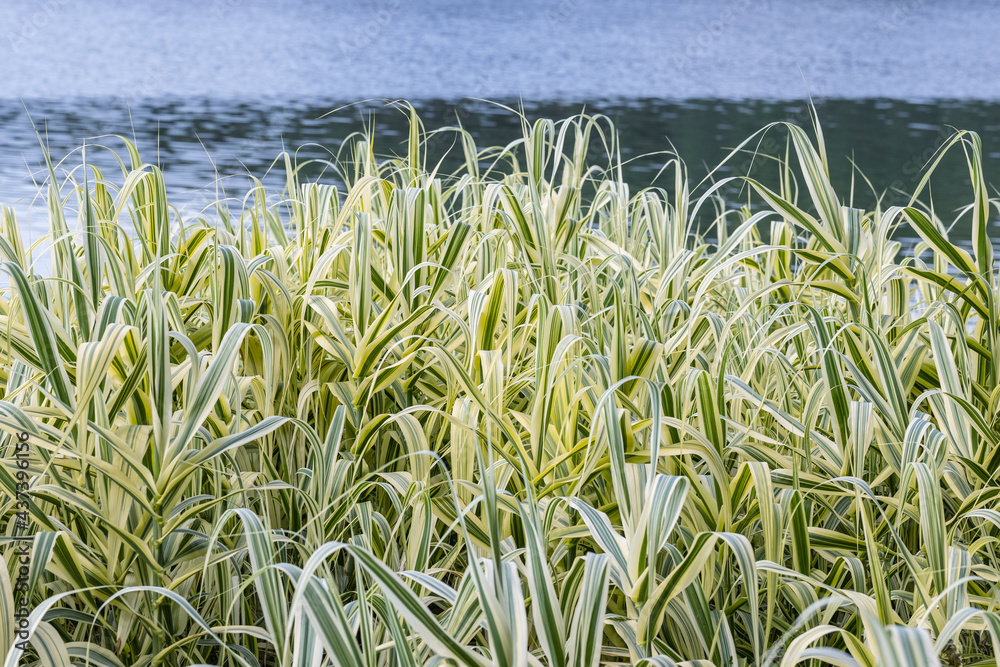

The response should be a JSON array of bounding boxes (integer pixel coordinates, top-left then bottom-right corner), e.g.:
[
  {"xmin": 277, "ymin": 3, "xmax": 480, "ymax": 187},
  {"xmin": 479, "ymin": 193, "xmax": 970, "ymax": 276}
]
[
  {"xmin": 2, "ymin": 1, "xmax": 1000, "ymax": 245},
  {"xmin": 2, "ymin": 98, "xmax": 1000, "ymax": 243},
  {"xmin": 5, "ymin": 0, "xmax": 1000, "ymax": 99}
]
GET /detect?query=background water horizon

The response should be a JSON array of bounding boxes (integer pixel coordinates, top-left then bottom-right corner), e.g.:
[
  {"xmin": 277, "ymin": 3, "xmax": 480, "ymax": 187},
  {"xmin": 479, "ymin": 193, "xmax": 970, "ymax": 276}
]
[{"xmin": 3, "ymin": 0, "xmax": 1000, "ymax": 253}]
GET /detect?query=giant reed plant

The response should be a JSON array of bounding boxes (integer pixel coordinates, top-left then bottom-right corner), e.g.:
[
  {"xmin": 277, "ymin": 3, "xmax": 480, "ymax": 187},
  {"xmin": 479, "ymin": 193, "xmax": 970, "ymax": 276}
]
[{"xmin": 0, "ymin": 103, "xmax": 999, "ymax": 666}]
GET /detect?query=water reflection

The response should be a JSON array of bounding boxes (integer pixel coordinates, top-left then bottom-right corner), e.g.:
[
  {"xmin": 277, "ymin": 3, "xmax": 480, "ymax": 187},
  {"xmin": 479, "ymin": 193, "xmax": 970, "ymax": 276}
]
[{"xmin": 1, "ymin": 97, "xmax": 997, "ymax": 246}]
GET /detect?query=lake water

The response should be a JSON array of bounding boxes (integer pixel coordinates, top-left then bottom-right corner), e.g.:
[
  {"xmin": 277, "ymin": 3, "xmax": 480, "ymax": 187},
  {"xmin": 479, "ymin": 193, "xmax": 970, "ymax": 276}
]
[{"xmin": 2, "ymin": 0, "xmax": 1000, "ymax": 246}]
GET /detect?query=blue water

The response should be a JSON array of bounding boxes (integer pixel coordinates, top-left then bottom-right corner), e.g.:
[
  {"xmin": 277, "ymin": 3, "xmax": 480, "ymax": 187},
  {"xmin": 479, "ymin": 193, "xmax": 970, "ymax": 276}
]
[
  {"xmin": 4, "ymin": 0, "xmax": 999, "ymax": 100},
  {"xmin": 1, "ymin": 0, "xmax": 999, "ymax": 248}
]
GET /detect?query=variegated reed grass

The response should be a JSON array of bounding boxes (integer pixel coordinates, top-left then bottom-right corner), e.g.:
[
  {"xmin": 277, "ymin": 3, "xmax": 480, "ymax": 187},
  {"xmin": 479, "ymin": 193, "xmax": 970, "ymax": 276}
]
[{"xmin": 0, "ymin": 103, "xmax": 998, "ymax": 666}]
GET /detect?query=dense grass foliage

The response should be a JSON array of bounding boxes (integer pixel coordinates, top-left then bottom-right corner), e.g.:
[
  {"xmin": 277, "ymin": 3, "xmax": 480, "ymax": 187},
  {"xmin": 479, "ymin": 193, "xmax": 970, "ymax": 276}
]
[{"xmin": 1, "ymin": 105, "xmax": 1000, "ymax": 666}]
